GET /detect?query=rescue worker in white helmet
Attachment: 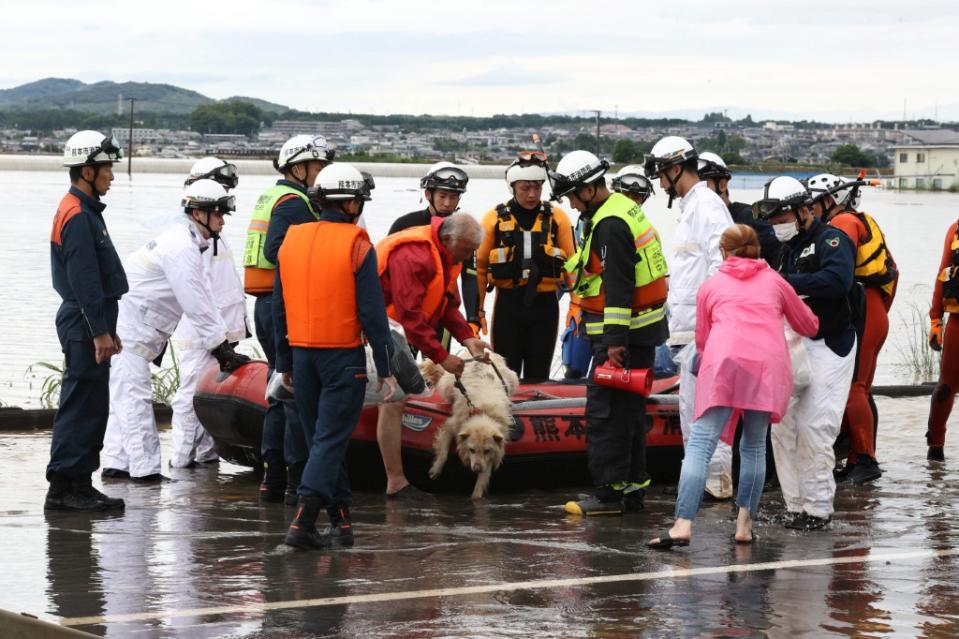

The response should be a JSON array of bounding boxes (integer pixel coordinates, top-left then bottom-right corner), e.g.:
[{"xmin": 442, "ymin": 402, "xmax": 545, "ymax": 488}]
[
  {"xmin": 46, "ymin": 131, "xmax": 128, "ymax": 511},
  {"xmin": 755, "ymin": 176, "xmax": 856, "ymax": 530},
  {"xmin": 610, "ymin": 164, "xmax": 656, "ymax": 206},
  {"xmin": 273, "ymin": 163, "xmax": 397, "ymax": 549},
  {"xmin": 168, "ymin": 158, "xmax": 249, "ymax": 469},
  {"xmin": 645, "ymin": 136, "xmax": 734, "ymax": 499},
  {"xmin": 377, "ymin": 161, "xmax": 482, "ymax": 499},
  {"xmin": 807, "ymin": 173, "xmax": 897, "ymax": 480},
  {"xmin": 556, "ymin": 150, "xmax": 669, "ymax": 516},
  {"xmin": 698, "ymin": 151, "xmax": 781, "ymax": 267},
  {"xmin": 102, "ymin": 180, "xmax": 251, "ymax": 481},
  {"xmin": 243, "ymin": 135, "xmax": 333, "ymax": 504},
  {"xmin": 475, "ymin": 151, "xmax": 576, "ymax": 380}
]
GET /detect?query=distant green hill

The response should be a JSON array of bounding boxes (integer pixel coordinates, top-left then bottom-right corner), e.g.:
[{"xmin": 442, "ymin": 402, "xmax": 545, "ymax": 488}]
[{"xmin": 0, "ymin": 78, "xmax": 289, "ymax": 115}]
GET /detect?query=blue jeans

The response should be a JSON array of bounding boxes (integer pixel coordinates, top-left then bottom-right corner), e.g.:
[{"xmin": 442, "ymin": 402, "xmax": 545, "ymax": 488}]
[{"xmin": 675, "ymin": 407, "xmax": 769, "ymax": 520}]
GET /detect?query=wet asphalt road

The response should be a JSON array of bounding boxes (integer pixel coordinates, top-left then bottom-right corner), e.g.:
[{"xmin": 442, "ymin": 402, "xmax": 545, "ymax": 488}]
[{"xmin": 3, "ymin": 396, "xmax": 959, "ymax": 638}]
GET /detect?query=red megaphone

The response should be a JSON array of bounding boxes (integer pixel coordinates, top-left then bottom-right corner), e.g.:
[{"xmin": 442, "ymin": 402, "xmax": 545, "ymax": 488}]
[{"xmin": 592, "ymin": 363, "xmax": 653, "ymax": 396}]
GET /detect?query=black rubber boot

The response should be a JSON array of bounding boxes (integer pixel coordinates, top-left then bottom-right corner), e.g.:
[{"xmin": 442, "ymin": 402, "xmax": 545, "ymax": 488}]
[
  {"xmin": 564, "ymin": 486, "xmax": 624, "ymax": 516},
  {"xmin": 101, "ymin": 468, "xmax": 130, "ymax": 480},
  {"xmin": 259, "ymin": 451, "xmax": 286, "ymax": 503},
  {"xmin": 928, "ymin": 446, "xmax": 945, "ymax": 461},
  {"xmin": 285, "ymin": 496, "xmax": 328, "ymax": 550},
  {"xmin": 324, "ymin": 505, "xmax": 355, "ymax": 547},
  {"xmin": 284, "ymin": 462, "xmax": 305, "ymax": 507},
  {"xmin": 45, "ymin": 475, "xmax": 118, "ymax": 512},
  {"xmin": 839, "ymin": 455, "xmax": 882, "ymax": 485},
  {"xmin": 75, "ymin": 476, "xmax": 125, "ymax": 510},
  {"xmin": 785, "ymin": 512, "xmax": 831, "ymax": 531}
]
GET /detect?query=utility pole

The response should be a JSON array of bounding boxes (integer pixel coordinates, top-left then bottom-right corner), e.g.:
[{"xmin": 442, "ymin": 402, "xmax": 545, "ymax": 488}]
[
  {"xmin": 592, "ymin": 109, "xmax": 601, "ymax": 155},
  {"xmin": 127, "ymin": 98, "xmax": 136, "ymax": 178}
]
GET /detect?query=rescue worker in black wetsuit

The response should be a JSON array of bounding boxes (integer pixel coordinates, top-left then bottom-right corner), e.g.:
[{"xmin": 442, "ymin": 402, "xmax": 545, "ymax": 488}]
[
  {"xmin": 243, "ymin": 134, "xmax": 333, "ymax": 505},
  {"xmin": 476, "ymin": 151, "xmax": 576, "ymax": 381},
  {"xmin": 46, "ymin": 130, "xmax": 128, "ymax": 511},
  {"xmin": 698, "ymin": 151, "xmax": 780, "ymax": 267},
  {"xmin": 552, "ymin": 151, "xmax": 670, "ymax": 516}
]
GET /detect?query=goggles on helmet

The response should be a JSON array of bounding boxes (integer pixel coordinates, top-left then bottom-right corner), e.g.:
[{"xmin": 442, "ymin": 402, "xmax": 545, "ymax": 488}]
[
  {"xmin": 421, "ymin": 166, "xmax": 469, "ymax": 192},
  {"xmin": 188, "ymin": 162, "xmax": 239, "ymax": 189},
  {"xmin": 611, "ymin": 173, "xmax": 655, "ymax": 196},
  {"xmin": 752, "ymin": 195, "xmax": 807, "ymax": 221},
  {"xmin": 88, "ymin": 137, "xmax": 123, "ymax": 164},
  {"xmin": 698, "ymin": 161, "xmax": 731, "ymax": 181},
  {"xmin": 183, "ymin": 194, "xmax": 236, "ymax": 214},
  {"xmin": 304, "ymin": 136, "xmax": 335, "ymax": 162},
  {"xmin": 514, "ymin": 150, "xmax": 548, "ymax": 166}
]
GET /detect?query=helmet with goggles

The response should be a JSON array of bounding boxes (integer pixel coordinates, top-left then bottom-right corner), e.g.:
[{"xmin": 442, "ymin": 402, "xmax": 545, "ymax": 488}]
[
  {"xmin": 806, "ymin": 173, "xmax": 847, "ymax": 205},
  {"xmin": 643, "ymin": 136, "xmax": 698, "ymax": 179},
  {"xmin": 505, "ymin": 150, "xmax": 549, "ymax": 185},
  {"xmin": 752, "ymin": 176, "xmax": 811, "ymax": 221},
  {"xmin": 697, "ymin": 151, "xmax": 731, "ymax": 181},
  {"xmin": 181, "ymin": 179, "xmax": 235, "ymax": 215},
  {"xmin": 421, "ymin": 161, "xmax": 469, "ymax": 193},
  {"xmin": 185, "ymin": 157, "xmax": 239, "ymax": 189},
  {"xmin": 63, "ymin": 130, "xmax": 123, "ymax": 167},
  {"xmin": 274, "ymin": 135, "xmax": 335, "ymax": 172},
  {"xmin": 610, "ymin": 164, "xmax": 655, "ymax": 199},
  {"xmin": 549, "ymin": 150, "xmax": 609, "ymax": 201},
  {"xmin": 309, "ymin": 163, "xmax": 375, "ymax": 202}
]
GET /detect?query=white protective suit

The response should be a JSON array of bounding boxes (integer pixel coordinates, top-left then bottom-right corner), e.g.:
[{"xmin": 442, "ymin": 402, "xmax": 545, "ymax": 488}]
[
  {"xmin": 168, "ymin": 236, "xmax": 247, "ymax": 468},
  {"xmin": 772, "ymin": 336, "xmax": 856, "ymax": 519},
  {"xmin": 669, "ymin": 181, "xmax": 734, "ymax": 498},
  {"xmin": 103, "ymin": 220, "xmax": 228, "ymax": 478}
]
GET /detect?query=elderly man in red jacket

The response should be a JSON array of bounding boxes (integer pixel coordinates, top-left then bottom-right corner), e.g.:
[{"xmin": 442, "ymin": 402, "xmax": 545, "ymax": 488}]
[{"xmin": 376, "ymin": 214, "xmax": 490, "ymax": 498}]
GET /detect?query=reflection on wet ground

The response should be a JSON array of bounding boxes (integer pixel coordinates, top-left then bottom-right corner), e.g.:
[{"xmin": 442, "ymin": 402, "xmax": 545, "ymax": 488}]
[{"xmin": 4, "ymin": 397, "xmax": 959, "ymax": 637}]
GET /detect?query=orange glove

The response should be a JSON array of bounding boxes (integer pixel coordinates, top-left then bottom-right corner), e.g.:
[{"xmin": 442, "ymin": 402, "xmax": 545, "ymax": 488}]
[
  {"xmin": 469, "ymin": 315, "xmax": 488, "ymax": 337},
  {"xmin": 930, "ymin": 318, "xmax": 943, "ymax": 352}
]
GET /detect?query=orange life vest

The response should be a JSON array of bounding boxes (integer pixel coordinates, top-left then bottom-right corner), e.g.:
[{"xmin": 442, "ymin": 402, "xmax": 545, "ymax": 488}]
[
  {"xmin": 376, "ymin": 224, "xmax": 462, "ymax": 323},
  {"xmin": 278, "ymin": 221, "xmax": 369, "ymax": 348}
]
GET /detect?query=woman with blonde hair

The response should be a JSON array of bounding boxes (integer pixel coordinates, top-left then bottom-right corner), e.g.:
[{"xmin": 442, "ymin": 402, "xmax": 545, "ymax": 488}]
[{"xmin": 648, "ymin": 224, "xmax": 819, "ymax": 548}]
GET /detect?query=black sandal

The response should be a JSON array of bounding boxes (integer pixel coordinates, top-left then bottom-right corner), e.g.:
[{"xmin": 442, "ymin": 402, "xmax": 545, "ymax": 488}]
[{"xmin": 646, "ymin": 532, "xmax": 690, "ymax": 550}]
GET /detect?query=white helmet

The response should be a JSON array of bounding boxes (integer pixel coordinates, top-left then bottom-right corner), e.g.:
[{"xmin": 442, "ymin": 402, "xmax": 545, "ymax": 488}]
[
  {"xmin": 181, "ymin": 179, "xmax": 235, "ymax": 214},
  {"xmin": 643, "ymin": 136, "xmax": 697, "ymax": 178},
  {"xmin": 420, "ymin": 161, "xmax": 469, "ymax": 192},
  {"xmin": 274, "ymin": 134, "xmax": 335, "ymax": 172},
  {"xmin": 610, "ymin": 165, "xmax": 655, "ymax": 199},
  {"xmin": 310, "ymin": 163, "xmax": 375, "ymax": 201},
  {"xmin": 697, "ymin": 151, "xmax": 731, "ymax": 181},
  {"xmin": 549, "ymin": 150, "xmax": 609, "ymax": 200},
  {"xmin": 185, "ymin": 157, "xmax": 238, "ymax": 189},
  {"xmin": 62, "ymin": 130, "xmax": 122, "ymax": 167},
  {"xmin": 505, "ymin": 150, "xmax": 549, "ymax": 186},
  {"xmin": 806, "ymin": 172, "xmax": 847, "ymax": 207},
  {"xmin": 753, "ymin": 176, "xmax": 810, "ymax": 220}
]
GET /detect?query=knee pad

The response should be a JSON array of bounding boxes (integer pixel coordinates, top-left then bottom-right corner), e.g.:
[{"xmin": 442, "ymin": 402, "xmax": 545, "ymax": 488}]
[{"xmin": 933, "ymin": 384, "xmax": 954, "ymax": 403}]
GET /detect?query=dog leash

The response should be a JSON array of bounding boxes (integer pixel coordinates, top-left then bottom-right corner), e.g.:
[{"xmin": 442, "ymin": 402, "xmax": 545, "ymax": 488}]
[{"xmin": 459, "ymin": 358, "xmax": 511, "ymax": 396}]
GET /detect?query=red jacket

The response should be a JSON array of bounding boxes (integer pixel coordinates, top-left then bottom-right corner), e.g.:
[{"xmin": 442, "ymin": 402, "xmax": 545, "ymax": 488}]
[{"xmin": 379, "ymin": 217, "xmax": 473, "ymax": 362}]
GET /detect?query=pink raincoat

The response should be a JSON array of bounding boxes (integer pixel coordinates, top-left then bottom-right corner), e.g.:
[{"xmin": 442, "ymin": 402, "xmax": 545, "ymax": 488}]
[{"xmin": 693, "ymin": 256, "xmax": 819, "ymax": 426}]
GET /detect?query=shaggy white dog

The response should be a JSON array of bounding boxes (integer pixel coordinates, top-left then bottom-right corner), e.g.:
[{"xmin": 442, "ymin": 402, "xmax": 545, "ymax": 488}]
[{"xmin": 421, "ymin": 352, "xmax": 520, "ymax": 498}]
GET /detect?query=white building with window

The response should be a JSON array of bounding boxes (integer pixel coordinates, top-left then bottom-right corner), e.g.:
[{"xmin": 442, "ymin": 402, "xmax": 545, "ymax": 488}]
[{"xmin": 891, "ymin": 129, "xmax": 959, "ymax": 190}]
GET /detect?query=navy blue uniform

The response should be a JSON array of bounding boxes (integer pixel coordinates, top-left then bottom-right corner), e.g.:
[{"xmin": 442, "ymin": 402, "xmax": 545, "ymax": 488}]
[
  {"xmin": 255, "ymin": 179, "xmax": 314, "ymax": 468},
  {"xmin": 778, "ymin": 217, "xmax": 856, "ymax": 357},
  {"xmin": 274, "ymin": 210, "xmax": 393, "ymax": 506},
  {"xmin": 47, "ymin": 186, "xmax": 128, "ymax": 481}
]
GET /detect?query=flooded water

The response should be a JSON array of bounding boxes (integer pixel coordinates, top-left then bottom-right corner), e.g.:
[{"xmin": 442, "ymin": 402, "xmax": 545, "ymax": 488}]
[
  {"xmin": 0, "ymin": 168, "xmax": 955, "ymax": 407},
  {"xmin": 3, "ymin": 396, "xmax": 959, "ymax": 637}
]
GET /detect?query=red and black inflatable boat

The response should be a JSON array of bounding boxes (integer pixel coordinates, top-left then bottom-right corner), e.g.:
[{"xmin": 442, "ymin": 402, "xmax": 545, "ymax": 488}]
[{"xmin": 194, "ymin": 361, "xmax": 684, "ymax": 489}]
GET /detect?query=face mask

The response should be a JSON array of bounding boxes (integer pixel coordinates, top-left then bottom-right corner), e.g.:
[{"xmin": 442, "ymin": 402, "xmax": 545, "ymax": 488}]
[{"xmin": 772, "ymin": 221, "xmax": 798, "ymax": 243}]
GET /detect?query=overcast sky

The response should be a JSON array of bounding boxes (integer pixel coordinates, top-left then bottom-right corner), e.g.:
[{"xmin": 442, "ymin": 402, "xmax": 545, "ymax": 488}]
[{"xmin": 4, "ymin": 1, "xmax": 958, "ymax": 122}]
